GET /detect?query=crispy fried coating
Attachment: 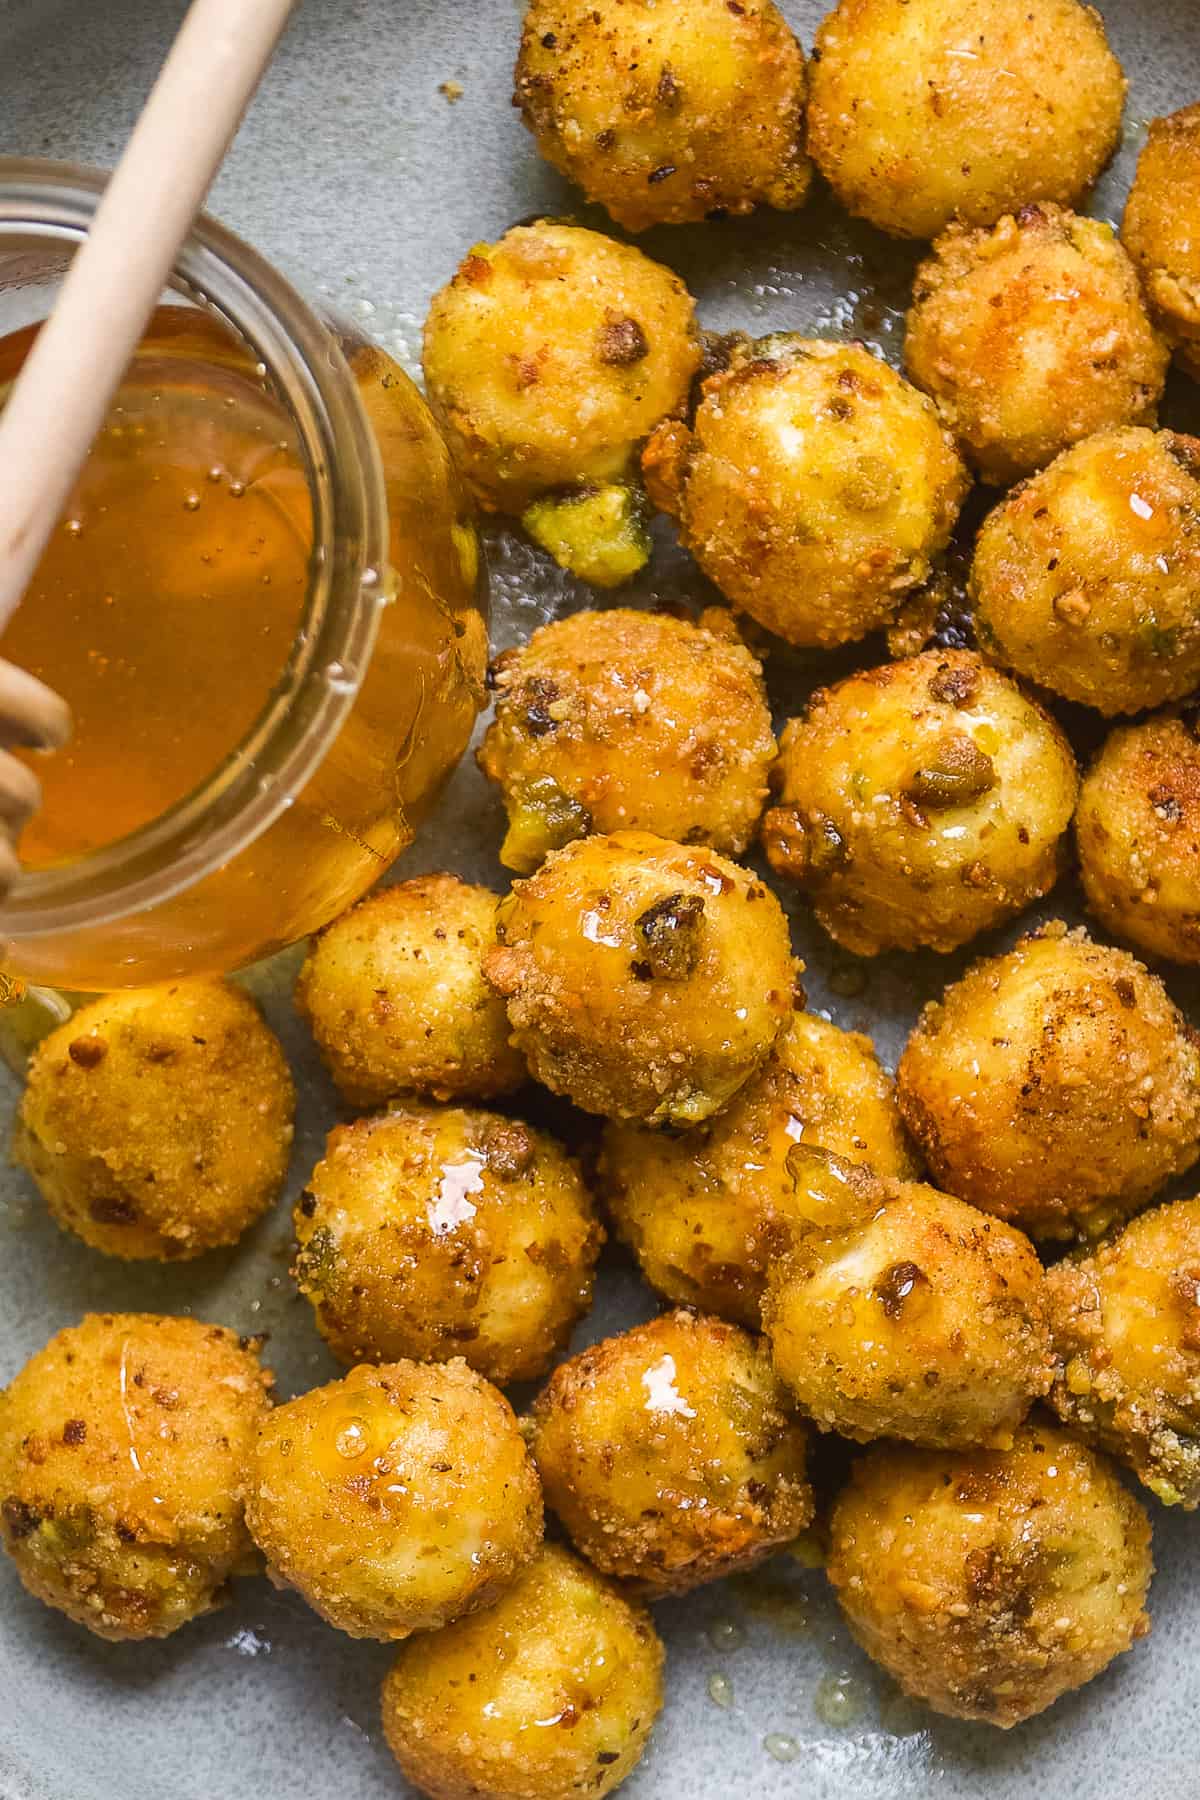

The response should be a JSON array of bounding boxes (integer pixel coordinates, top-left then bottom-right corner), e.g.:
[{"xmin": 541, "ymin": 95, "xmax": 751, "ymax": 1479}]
[{"xmin": 1123, "ymin": 103, "xmax": 1200, "ymax": 381}]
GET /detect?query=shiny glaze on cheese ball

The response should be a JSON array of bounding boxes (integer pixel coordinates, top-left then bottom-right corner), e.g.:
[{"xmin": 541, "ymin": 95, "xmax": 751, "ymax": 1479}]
[
  {"xmin": 484, "ymin": 831, "xmax": 796, "ymax": 1126},
  {"xmin": 1046, "ymin": 1197, "xmax": 1200, "ymax": 1509},
  {"xmin": 478, "ymin": 608, "xmax": 776, "ymax": 873},
  {"xmin": 642, "ymin": 335, "xmax": 968, "ymax": 649},
  {"xmin": 381, "ymin": 1544, "xmax": 664, "ymax": 1800},
  {"xmin": 0, "ymin": 1314, "xmax": 272, "ymax": 1640},
  {"xmin": 905, "ymin": 205, "xmax": 1166, "ymax": 484},
  {"xmin": 762, "ymin": 650, "xmax": 1078, "ymax": 956},
  {"xmin": 514, "ymin": 0, "xmax": 811, "ymax": 232},
  {"xmin": 530, "ymin": 1310, "xmax": 812, "ymax": 1594},
  {"xmin": 600, "ymin": 1012, "xmax": 917, "ymax": 1328},
  {"xmin": 806, "ymin": 0, "xmax": 1126, "ymax": 241},
  {"xmin": 898, "ymin": 922, "xmax": 1200, "ymax": 1241},
  {"xmin": 970, "ymin": 427, "xmax": 1200, "ymax": 715},
  {"xmin": 293, "ymin": 1103, "xmax": 602, "ymax": 1384},
  {"xmin": 827, "ymin": 1423, "xmax": 1153, "ymax": 1727},
  {"xmin": 245, "ymin": 1359, "xmax": 542, "ymax": 1640}
]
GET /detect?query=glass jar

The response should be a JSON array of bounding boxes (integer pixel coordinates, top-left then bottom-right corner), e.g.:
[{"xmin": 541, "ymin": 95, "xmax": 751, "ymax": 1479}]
[{"xmin": 0, "ymin": 159, "xmax": 488, "ymax": 992}]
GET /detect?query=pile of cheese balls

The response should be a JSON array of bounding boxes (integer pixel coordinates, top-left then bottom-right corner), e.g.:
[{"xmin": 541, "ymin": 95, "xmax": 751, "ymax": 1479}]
[{"xmin": 5, "ymin": 1, "xmax": 1200, "ymax": 1795}]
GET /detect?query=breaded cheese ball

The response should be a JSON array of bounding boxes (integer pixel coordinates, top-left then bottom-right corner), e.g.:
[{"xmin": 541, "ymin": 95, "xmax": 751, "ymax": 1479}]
[
  {"xmin": 0, "ymin": 1314, "xmax": 272, "ymax": 1640},
  {"xmin": 514, "ymin": 0, "xmax": 811, "ymax": 232},
  {"xmin": 1076, "ymin": 711, "xmax": 1200, "ymax": 964},
  {"xmin": 600, "ymin": 1012, "xmax": 917, "ymax": 1328},
  {"xmin": 381, "ymin": 1544, "xmax": 664, "ymax": 1800},
  {"xmin": 531, "ymin": 1311, "xmax": 812, "ymax": 1593},
  {"xmin": 422, "ymin": 221, "xmax": 700, "ymax": 515},
  {"xmin": 642, "ymin": 336, "xmax": 968, "ymax": 648},
  {"xmin": 246, "ymin": 1359, "xmax": 542, "ymax": 1641},
  {"xmin": 971, "ymin": 427, "xmax": 1200, "ymax": 715},
  {"xmin": 762, "ymin": 650, "xmax": 1078, "ymax": 956},
  {"xmin": 898, "ymin": 923, "xmax": 1200, "ymax": 1241},
  {"xmin": 1123, "ymin": 104, "xmax": 1200, "ymax": 381},
  {"xmin": 295, "ymin": 875, "xmax": 525, "ymax": 1108},
  {"xmin": 905, "ymin": 205, "xmax": 1167, "ymax": 484},
  {"xmin": 1046, "ymin": 1198, "xmax": 1200, "ymax": 1509},
  {"xmin": 477, "ymin": 608, "xmax": 776, "ymax": 873},
  {"xmin": 762, "ymin": 1178, "xmax": 1054, "ymax": 1448},
  {"xmin": 484, "ymin": 831, "xmax": 795, "ymax": 1126},
  {"xmin": 293, "ymin": 1104, "xmax": 602, "ymax": 1384},
  {"xmin": 806, "ymin": 0, "xmax": 1126, "ymax": 242},
  {"xmin": 14, "ymin": 981, "xmax": 294, "ymax": 1261},
  {"xmin": 827, "ymin": 1424, "xmax": 1153, "ymax": 1727}
]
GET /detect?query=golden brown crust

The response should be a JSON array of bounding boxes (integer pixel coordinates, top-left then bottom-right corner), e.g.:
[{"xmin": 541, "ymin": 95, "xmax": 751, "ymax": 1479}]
[
  {"xmin": 807, "ymin": 0, "xmax": 1126, "ymax": 241},
  {"xmin": 14, "ymin": 981, "xmax": 294, "ymax": 1261},
  {"xmin": 1123, "ymin": 103, "xmax": 1200, "ymax": 380},
  {"xmin": 0, "ymin": 1314, "xmax": 273, "ymax": 1640},
  {"xmin": 514, "ymin": 0, "xmax": 811, "ymax": 232},
  {"xmin": 477, "ymin": 609, "xmax": 777, "ymax": 872},
  {"xmin": 970, "ymin": 426, "xmax": 1200, "ymax": 715},
  {"xmin": 1046, "ymin": 1197, "xmax": 1200, "ymax": 1508},
  {"xmin": 763, "ymin": 1177, "xmax": 1054, "ymax": 1448},
  {"xmin": 762, "ymin": 650, "xmax": 1078, "ymax": 955},
  {"xmin": 246, "ymin": 1360, "xmax": 542, "ymax": 1641},
  {"xmin": 293, "ymin": 1103, "xmax": 602, "ymax": 1384},
  {"xmin": 381, "ymin": 1545, "xmax": 664, "ymax": 1800},
  {"xmin": 827, "ymin": 1423, "xmax": 1153, "ymax": 1727},
  {"xmin": 1076, "ymin": 710, "xmax": 1200, "ymax": 964},
  {"xmin": 905, "ymin": 205, "xmax": 1166, "ymax": 484},
  {"xmin": 644, "ymin": 337, "xmax": 968, "ymax": 649},
  {"xmin": 484, "ymin": 831, "xmax": 796, "ymax": 1126},
  {"xmin": 531, "ymin": 1311, "xmax": 812, "ymax": 1594},
  {"xmin": 600, "ymin": 1012, "xmax": 917, "ymax": 1327},
  {"xmin": 295, "ymin": 875, "xmax": 525, "ymax": 1107},
  {"xmin": 422, "ymin": 221, "xmax": 700, "ymax": 513},
  {"xmin": 897, "ymin": 922, "xmax": 1200, "ymax": 1240}
]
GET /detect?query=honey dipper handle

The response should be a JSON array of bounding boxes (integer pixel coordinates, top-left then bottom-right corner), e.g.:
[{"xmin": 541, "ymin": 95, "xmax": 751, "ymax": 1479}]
[{"xmin": 0, "ymin": 0, "xmax": 297, "ymax": 637}]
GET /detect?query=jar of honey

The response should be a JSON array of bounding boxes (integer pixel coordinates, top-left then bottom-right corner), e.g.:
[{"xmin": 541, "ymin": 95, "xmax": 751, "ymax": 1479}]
[{"xmin": 0, "ymin": 160, "xmax": 488, "ymax": 992}]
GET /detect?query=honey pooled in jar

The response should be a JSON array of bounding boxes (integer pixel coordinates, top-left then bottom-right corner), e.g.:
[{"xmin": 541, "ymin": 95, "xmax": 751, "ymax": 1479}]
[{"xmin": 0, "ymin": 306, "xmax": 312, "ymax": 867}]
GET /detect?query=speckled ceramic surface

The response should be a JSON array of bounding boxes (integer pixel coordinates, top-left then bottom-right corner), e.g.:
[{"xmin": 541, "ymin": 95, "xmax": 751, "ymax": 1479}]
[{"xmin": 1, "ymin": 1, "xmax": 1199, "ymax": 1795}]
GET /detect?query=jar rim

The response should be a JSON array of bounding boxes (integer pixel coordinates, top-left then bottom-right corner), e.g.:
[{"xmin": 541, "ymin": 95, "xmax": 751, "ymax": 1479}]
[{"xmin": 0, "ymin": 157, "xmax": 390, "ymax": 940}]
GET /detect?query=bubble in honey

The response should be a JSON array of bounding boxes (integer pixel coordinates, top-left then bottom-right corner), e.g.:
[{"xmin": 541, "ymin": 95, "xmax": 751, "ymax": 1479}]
[
  {"xmin": 706, "ymin": 1618, "xmax": 745, "ymax": 1653},
  {"xmin": 207, "ymin": 465, "xmax": 224, "ymax": 483},
  {"xmin": 335, "ymin": 1420, "xmax": 368, "ymax": 1459},
  {"xmin": 229, "ymin": 479, "xmax": 246, "ymax": 499},
  {"xmin": 707, "ymin": 1672, "xmax": 734, "ymax": 1710},
  {"xmin": 763, "ymin": 1734, "xmax": 800, "ymax": 1763},
  {"xmin": 64, "ymin": 518, "xmax": 84, "ymax": 538},
  {"xmin": 814, "ymin": 1673, "xmax": 867, "ymax": 1729},
  {"xmin": 183, "ymin": 492, "xmax": 201, "ymax": 512}
]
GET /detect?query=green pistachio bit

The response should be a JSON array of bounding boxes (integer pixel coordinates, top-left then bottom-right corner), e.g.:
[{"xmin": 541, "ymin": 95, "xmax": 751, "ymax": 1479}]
[
  {"xmin": 906, "ymin": 731, "xmax": 995, "ymax": 809},
  {"xmin": 806, "ymin": 813, "xmax": 849, "ymax": 875},
  {"xmin": 632, "ymin": 891, "xmax": 705, "ymax": 981},
  {"xmin": 521, "ymin": 485, "xmax": 651, "ymax": 589},
  {"xmin": 500, "ymin": 776, "xmax": 592, "ymax": 874}
]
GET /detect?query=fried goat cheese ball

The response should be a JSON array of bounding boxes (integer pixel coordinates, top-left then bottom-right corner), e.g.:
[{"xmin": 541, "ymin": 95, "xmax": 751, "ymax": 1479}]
[
  {"xmin": 422, "ymin": 221, "xmax": 700, "ymax": 581},
  {"xmin": 762, "ymin": 650, "xmax": 1078, "ymax": 957},
  {"xmin": 762, "ymin": 1174, "xmax": 1054, "ymax": 1449},
  {"xmin": 513, "ymin": 0, "xmax": 812, "ymax": 232},
  {"xmin": 293, "ymin": 1104, "xmax": 602, "ymax": 1385},
  {"xmin": 477, "ymin": 608, "xmax": 776, "ymax": 873},
  {"xmin": 904, "ymin": 205, "xmax": 1167, "ymax": 485},
  {"xmin": 600, "ymin": 1012, "xmax": 917, "ymax": 1328},
  {"xmin": 245, "ymin": 1359, "xmax": 542, "ymax": 1641},
  {"xmin": 1123, "ymin": 104, "xmax": 1200, "ymax": 381},
  {"xmin": 806, "ymin": 0, "xmax": 1126, "ymax": 242},
  {"xmin": 970, "ymin": 426, "xmax": 1200, "ymax": 715},
  {"xmin": 642, "ymin": 336, "xmax": 968, "ymax": 649},
  {"xmin": 381, "ymin": 1544, "xmax": 664, "ymax": 1800},
  {"xmin": 295, "ymin": 875, "xmax": 525, "ymax": 1108},
  {"xmin": 898, "ymin": 922, "xmax": 1200, "ymax": 1242},
  {"xmin": 1076, "ymin": 710, "xmax": 1200, "ymax": 965},
  {"xmin": 484, "ymin": 831, "xmax": 796, "ymax": 1126},
  {"xmin": 531, "ymin": 1311, "xmax": 812, "ymax": 1594},
  {"xmin": 827, "ymin": 1423, "xmax": 1153, "ymax": 1728},
  {"xmin": 0, "ymin": 1314, "xmax": 272, "ymax": 1640},
  {"xmin": 14, "ymin": 980, "xmax": 294, "ymax": 1261},
  {"xmin": 1046, "ymin": 1198, "xmax": 1200, "ymax": 1509}
]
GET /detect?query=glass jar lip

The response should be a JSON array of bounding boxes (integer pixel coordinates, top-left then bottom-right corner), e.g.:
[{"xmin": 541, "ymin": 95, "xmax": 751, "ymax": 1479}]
[{"xmin": 0, "ymin": 156, "xmax": 390, "ymax": 940}]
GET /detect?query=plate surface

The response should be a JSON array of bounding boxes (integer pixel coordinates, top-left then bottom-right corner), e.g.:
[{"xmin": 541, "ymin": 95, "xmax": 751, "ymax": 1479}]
[{"xmin": 1, "ymin": 1, "xmax": 1199, "ymax": 1796}]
